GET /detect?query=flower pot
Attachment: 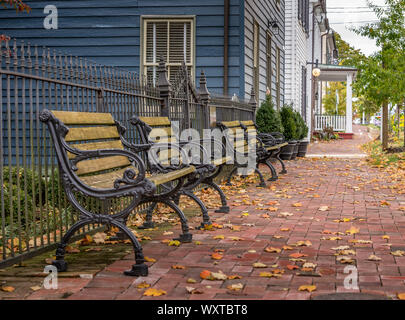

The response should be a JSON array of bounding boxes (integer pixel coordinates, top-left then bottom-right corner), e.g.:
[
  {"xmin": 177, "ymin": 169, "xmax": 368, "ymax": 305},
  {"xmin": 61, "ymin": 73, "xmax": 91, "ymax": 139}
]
[
  {"xmin": 280, "ymin": 141, "xmax": 296, "ymax": 160},
  {"xmin": 297, "ymin": 140, "xmax": 309, "ymax": 158},
  {"xmin": 291, "ymin": 142, "xmax": 299, "ymax": 160}
]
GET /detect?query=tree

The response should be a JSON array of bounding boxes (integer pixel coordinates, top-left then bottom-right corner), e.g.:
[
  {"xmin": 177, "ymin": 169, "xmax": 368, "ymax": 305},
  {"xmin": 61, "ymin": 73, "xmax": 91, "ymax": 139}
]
[
  {"xmin": 256, "ymin": 95, "xmax": 284, "ymax": 134},
  {"xmin": 351, "ymin": 0, "xmax": 405, "ymax": 149},
  {"xmin": 0, "ymin": 0, "xmax": 30, "ymax": 12}
]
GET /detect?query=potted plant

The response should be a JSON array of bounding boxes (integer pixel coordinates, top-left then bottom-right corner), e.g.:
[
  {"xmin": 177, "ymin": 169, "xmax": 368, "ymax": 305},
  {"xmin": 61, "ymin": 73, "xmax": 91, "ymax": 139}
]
[
  {"xmin": 256, "ymin": 95, "xmax": 284, "ymax": 137},
  {"xmin": 297, "ymin": 115, "xmax": 309, "ymax": 157},
  {"xmin": 279, "ymin": 105, "xmax": 297, "ymax": 160}
]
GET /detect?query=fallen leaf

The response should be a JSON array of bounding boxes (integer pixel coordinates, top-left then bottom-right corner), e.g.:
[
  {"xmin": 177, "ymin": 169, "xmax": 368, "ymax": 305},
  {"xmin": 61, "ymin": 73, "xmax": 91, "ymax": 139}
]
[
  {"xmin": 382, "ymin": 235, "xmax": 390, "ymax": 240},
  {"xmin": 229, "ymin": 237, "xmax": 243, "ymax": 241},
  {"xmin": 30, "ymin": 286, "xmax": 42, "ymax": 291},
  {"xmin": 187, "ymin": 278, "xmax": 197, "ymax": 284},
  {"xmin": 143, "ymin": 288, "xmax": 167, "ymax": 296},
  {"xmin": 211, "ymin": 253, "xmax": 223, "ymax": 260},
  {"xmin": 279, "ymin": 212, "xmax": 293, "ymax": 217},
  {"xmin": 144, "ymin": 256, "xmax": 156, "ymax": 263},
  {"xmin": 260, "ymin": 272, "xmax": 281, "ymax": 278},
  {"xmin": 368, "ymin": 255, "xmax": 381, "ymax": 261},
  {"xmin": 318, "ymin": 206, "xmax": 329, "ymax": 211},
  {"xmin": 303, "ymin": 263, "xmax": 317, "ymax": 269},
  {"xmin": 163, "ymin": 231, "xmax": 174, "ymax": 236},
  {"xmin": 136, "ymin": 282, "xmax": 151, "ymax": 289},
  {"xmin": 346, "ymin": 226, "xmax": 360, "ymax": 235},
  {"xmin": 298, "ymin": 285, "xmax": 316, "ymax": 292},
  {"xmin": 186, "ymin": 286, "xmax": 204, "ymax": 294},
  {"xmin": 331, "ymin": 246, "xmax": 350, "ymax": 251},
  {"xmin": 172, "ymin": 265, "xmax": 186, "ymax": 269},
  {"xmin": 293, "ymin": 240, "xmax": 312, "ymax": 247},
  {"xmin": 211, "ymin": 271, "xmax": 227, "ymax": 280},
  {"xmin": 280, "ymin": 228, "xmax": 290, "ymax": 232},
  {"xmin": 168, "ymin": 240, "xmax": 181, "ymax": 247},
  {"xmin": 287, "ymin": 265, "xmax": 300, "ymax": 270},
  {"xmin": 93, "ymin": 232, "xmax": 107, "ymax": 244},
  {"xmin": 397, "ymin": 293, "xmax": 405, "ymax": 300},
  {"xmin": 1, "ymin": 286, "xmax": 15, "ymax": 292},
  {"xmin": 65, "ymin": 246, "xmax": 80, "ymax": 254},
  {"xmin": 200, "ymin": 270, "xmax": 211, "ymax": 280},
  {"xmin": 391, "ymin": 250, "xmax": 405, "ymax": 257},
  {"xmin": 228, "ymin": 275, "xmax": 243, "ymax": 280},
  {"xmin": 264, "ymin": 247, "xmax": 281, "ymax": 253},
  {"xmin": 289, "ymin": 253, "xmax": 308, "ymax": 259},
  {"xmin": 227, "ymin": 283, "xmax": 244, "ymax": 291},
  {"xmin": 292, "ymin": 203, "xmax": 303, "ymax": 207},
  {"xmin": 253, "ymin": 262, "xmax": 267, "ymax": 268},
  {"xmin": 213, "ymin": 235, "xmax": 225, "ymax": 240}
]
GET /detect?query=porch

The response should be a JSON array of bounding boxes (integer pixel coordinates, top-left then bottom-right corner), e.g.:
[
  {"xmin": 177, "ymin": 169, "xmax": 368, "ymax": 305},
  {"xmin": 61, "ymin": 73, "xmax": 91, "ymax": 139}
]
[{"xmin": 316, "ymin": 64, "xmax": 358, "ymax": 139}]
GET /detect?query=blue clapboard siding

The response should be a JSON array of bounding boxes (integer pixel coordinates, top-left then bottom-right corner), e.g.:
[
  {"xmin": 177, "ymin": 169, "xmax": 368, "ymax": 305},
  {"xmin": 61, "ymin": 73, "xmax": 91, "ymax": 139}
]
[{"xmin": 0, "ymin": 0, "xmax": 243, "ymax": 96}]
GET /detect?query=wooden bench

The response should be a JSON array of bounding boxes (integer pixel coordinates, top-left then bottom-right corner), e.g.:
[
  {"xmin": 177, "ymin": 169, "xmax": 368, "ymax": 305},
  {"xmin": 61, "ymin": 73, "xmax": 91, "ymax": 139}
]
[
  {"xmin": 240, "ymin": 120, "xmax": 288, "ymax": 175},
  {"xmin": 40, "ymin": 110, "xmax": 197, "ymax": 277},
  {"xmin": 216, "ymin": 120, "xmax": 270, "ymax": 187},
  {"xmin": 131, "ymin": 116, "xmax": 231, "ymax": 226}
]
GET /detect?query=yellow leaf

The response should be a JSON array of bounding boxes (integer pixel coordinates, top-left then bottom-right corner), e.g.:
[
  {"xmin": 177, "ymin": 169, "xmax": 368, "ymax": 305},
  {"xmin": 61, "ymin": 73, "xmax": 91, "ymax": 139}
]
[
  {"xmin": 280, "ymin": 228, "xmax": 290, "ymax": 232},
  {"xmin": 298, "ymin": 285, "xmax": 317, "ymax": 293},
  {"xmin": 368, "ymin": 255, "xmax": 381, "ymax": 261},
  {"xmin": 283, "ymin": 245, "xmax": 294, "ymax": 250},
  {"xmin": 168, "ymin": 240, "xmax": 181, "ymax": 247},
  {"xmin": 318, "ymin": 206, "xmax": 329, "ymax": 211},
  {"xmin": 259, "ymin": 272, "xmax": 280, "ymax": 278},
  {"xmin": 0, "ymin": 286, "xmax": 15, "ymax": 292},
  {"xmin": 144, "ymin": 256, "xmax": 156, "ymax": 263},
  {"xmin": 227, "ymin": 283, "xmax": 244, "ymax": 291},
  {"xmin": 265, "ymin": 247, "xmax": 281, "ymax": 253},
  {"xmin": 172, "ymin": 265, "xmax": 186, "ymax": 269},
  {"xmin": 213, "ymin": 235, "xmax": 225, "ymax": 240},
  {"xmin": 30, "ymin": 286, "xmax": 42, "ymax": 291},
  {"xmin": 382, "ymin": 235, "xmax": 390, "ymax": 240},
  {"xmin": 397, "ymin": 293, "xmax": 405, "ymax": 300},
  {"xmin": 346, "ymin": 226, "xmax": 360, "ymax": 235},
  {"xmin": 194, "ymin": 241, "xmax": 202, "ymax": 245},
  {"xmin": 143, "ymin": 288, "xmax": 167, "ymax": 296},
  {"xmin": 253, "ymin": 262, "xmax": 267, "ymax": 268},
  {"xmin": 292, "ymin": 203, "xmax": 303, "ymax": 207},
  {"xmin": 187, "ymin": 278, "xmax": 197, "ymax": 283},
  {"xmin": 391, "ymin": 250, "xmax": 405, "ymax": 257},
  {"xmin": 136, "ymin": 282, "xmax": 151, "ymax": 289},
  {"xmin": 228, "ymin": 236, "xmax": 243, "ymax": 241},
  {"xmin": 228, "ymin": 275, "xmax": 243, "ymax": 280}
]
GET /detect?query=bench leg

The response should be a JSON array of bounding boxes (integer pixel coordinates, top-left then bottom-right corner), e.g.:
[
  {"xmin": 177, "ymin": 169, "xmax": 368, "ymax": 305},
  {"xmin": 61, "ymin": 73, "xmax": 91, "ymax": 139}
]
[
  {"xmin": 183, "ymin": 191, "xmax": 212, "ymax": 229},
  {"xmin": 265, "ymin": 160, "xmax": 278, "ymax": 181},
  {"xmin": 255, "ymin": 167, "xmax": 267, "ymax": 188},
  {"xmin": 161, "ymin": 199, "xmax": 193, "ymax": 243},
  {"xmin": 226, "ymin": 166, "xmax": 239, "ymax": 186},
  {"xmin": 52, "ymin": 219, "xmax": 92, "ymax": 273},
  {"xmin": 275, "ymin": 151, "xmax": 287, "ymax": 174},
  {"xmin": 205, "ymin": 180, "xmax": 230, "ymax": 213},
  {"xmin": 138, "ymin": 202, "xmax": 157, "ymax": 230},
  {"xmin": 110, "ymin": 220, "xmax": 148, "ymax": 277}
]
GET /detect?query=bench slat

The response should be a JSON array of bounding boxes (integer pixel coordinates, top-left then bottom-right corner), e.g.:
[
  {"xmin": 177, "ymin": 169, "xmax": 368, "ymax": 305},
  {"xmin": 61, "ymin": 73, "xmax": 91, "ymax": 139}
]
[
  {"xmin": 139, "ymin": 116, "xmax": 171, "ymax": 127},
  {"xmin": 76, "ymin": 156, "xmax": 131, "ymax": 176},
  {"xmin": 52, "ymin": 111, "xmax": 115, "ymax": 125},
  {"xmin": 67, "ymin": 140, "xmax": 124, "ymax": 159},
  {"xmin": 65, "ymin": 126, "xmax": 120, "ymax": 142}
]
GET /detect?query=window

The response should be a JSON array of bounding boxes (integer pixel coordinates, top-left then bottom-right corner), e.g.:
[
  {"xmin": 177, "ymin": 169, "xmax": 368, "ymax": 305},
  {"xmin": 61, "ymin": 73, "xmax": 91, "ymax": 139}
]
[
  {"xmin": 276, "ymin": 47, "xmax": 281, "ymax": 109},
  {"xmin": 253, "ymin": 20, "xmax": 260, "ymax": 100},
  {"xmin": 143, "ymin": 18, "xmax": 194, "ymax": 85},
  {"xmin": 298, "ymin": 0, "xmax": 310, "ymax": 34},
  {"xmin": 266, "ymin": 32, "xmax": 272, "ymax": 94}
]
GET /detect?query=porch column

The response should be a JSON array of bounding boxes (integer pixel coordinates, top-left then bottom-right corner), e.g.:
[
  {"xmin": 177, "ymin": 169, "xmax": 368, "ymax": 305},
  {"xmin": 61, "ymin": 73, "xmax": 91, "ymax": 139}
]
[{"xmin": 346, "ymin": 73, "xmax": 353, "ymax": 134}]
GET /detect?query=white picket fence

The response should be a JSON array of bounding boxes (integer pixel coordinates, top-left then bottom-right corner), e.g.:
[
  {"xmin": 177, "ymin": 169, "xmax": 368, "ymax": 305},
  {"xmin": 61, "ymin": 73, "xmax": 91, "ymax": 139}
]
[{"xmin": 315, "ymin": 115, "xmax": 346, "ymax": 132}]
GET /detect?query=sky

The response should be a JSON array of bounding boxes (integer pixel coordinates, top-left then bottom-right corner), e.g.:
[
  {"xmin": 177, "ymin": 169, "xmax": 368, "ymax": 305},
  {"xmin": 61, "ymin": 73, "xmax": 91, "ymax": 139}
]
[{"xmin": 326, "ymin": 0, "xmax": 387, "ymax": 56}]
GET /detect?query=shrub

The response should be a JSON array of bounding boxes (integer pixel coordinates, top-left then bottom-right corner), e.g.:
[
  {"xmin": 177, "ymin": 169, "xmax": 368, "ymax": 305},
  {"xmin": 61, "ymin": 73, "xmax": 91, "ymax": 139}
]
[
  {"xmin": 256, "ymin": 95, "xmax": 284, "ymax": 134},
  {"xmin": 280, "ymin": 105, "xmax": 297, "ymax": 141},
  {"xmin": 293, "ymin": 111, "xmax": 309, "ymax": 140}
]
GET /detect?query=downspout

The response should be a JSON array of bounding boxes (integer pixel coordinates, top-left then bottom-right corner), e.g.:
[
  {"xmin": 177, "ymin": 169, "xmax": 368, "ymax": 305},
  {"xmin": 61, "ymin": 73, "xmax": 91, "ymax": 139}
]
[{"xmin": 224, "ymin": 0, "xmax": 230, "ymax": 96}]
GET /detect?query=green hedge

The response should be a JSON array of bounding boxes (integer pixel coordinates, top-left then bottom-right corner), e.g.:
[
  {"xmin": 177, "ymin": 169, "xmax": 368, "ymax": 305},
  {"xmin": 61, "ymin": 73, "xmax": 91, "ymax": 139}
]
[{"xmin": 280, "ymin": 105, "xmax": 297, "ymax": 141}]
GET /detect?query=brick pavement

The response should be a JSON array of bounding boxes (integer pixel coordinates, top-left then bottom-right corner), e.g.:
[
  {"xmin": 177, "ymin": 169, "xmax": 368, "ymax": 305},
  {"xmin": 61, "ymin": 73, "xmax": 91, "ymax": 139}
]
[{"xmin": 15, "ymin": 126, "xmax": 405, "ymax": 300}]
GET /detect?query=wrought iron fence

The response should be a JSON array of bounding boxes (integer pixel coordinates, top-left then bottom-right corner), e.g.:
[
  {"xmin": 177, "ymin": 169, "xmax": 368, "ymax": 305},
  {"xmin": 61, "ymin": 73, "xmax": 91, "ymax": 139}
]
[{"xmin": 0, "ymin": 39, "xmax": 255, "ymax": 267}]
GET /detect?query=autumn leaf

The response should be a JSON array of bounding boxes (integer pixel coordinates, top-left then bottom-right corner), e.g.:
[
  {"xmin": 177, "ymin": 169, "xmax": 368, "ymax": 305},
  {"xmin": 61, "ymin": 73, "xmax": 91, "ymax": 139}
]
[
  {"xmin": 280, "ymin": 228, "xmax": 290, "ymax": 232},
  {"xmin": 65, "ymin": 245, "xmax": 80, "ymax": 254},
  {"xmin": 79, "ymin": 234, "xmax": 93, "ymax": 245},
  {"xmin": 228, "ymin": 236, "xmax": 243, "ymax": 241},
  {"xmin": 253, "ymin": 262, "xmax": 267, "ymax": 268},
  {"xmin": 264, "ymin": 247, "xmax": 281, "ymax": 253},
  {"xmin": 293, "ymin": 240, "xmax": 312, "ymax": 247},
  {"xmin": 266, "ymin": 201, "xmax": 279, "ymax": 206},
  {"xmin": 292, "ymin": 203, "xmax": 303, "ymax": 207},
  {"xmin": 163, "ymin": 231, "xmax": 173, "ymax": 236},
  {"xmin": 368, "ymin": 255, "xmax": 381, "ymax": 261},
  {"xmin": 213, "ymin": 235, "xmax": 225, "ymax": 240},
  {"xmin": 30, "ymin": 286, "xmax": 42, "ymax": 291},
  {"xmin": 1, "ymin": 286, "xmax": 15, "ymax": 292},
  {"xmin": 227, "ymin": 283, "xmax": 244, "ymax": 291},
  {"xmin": 283, "ymin": 245, "xmax": 294, "ymax": 250},
  {"xmin": 397, "ymin": 293, "xmax": 405, "ymax": 300},
  {"xmin": 228, "ymin": 275, "xmax": 243, "ymax": 280},
  {"xmin": 287, "ymin": 265, "xmax": 299, "ymax": 270},
  {"xmin": 260, "ymin": 272, "xmax": 281, "ymax": 278},
  {"xmin": 144, "ymin": 256, "xmax": 156, "ymax": 263},
  {"xmin": 267, "ymin": 207, "xmax": 278, "ymax": 212},
  {"xmin": 136, "ymin": 282, "xmax": 151, "ymax": 289},
  {"xmin": 172, "ymin": 265, "xmax": 186, "ymax": 269},
  {"xmin": 382, "ymin": 235, "xmax": 390, "ymax": 240},
  {"xmin": 318, "ymin": 206, "xmax": 330, "ymax": 211},
  {"xmin": 187, "ymin": 278, "xmax": 197, "ymax": 283},
  {"xmin": 380, "ymin": 200, "xmax": 390, "ymax": 206},
  {"xmin": 346, "ymin": 226, "xmax": 360, "ymax": 235},
  {"xmin": 261, "ymin": 214, "xmax": 271, "ymax": 219},
  {"xmin": 391, "ymin": 250, "xmax": 405, "ymax": 257},
  {"xmin": 211, "ymin": 253, "xmax": 223, "ymax": 260},
  {"xmin": 168, "ymin": 240, "xmax": 181, "ymax": 247},
  {"xmin": 289, "ymin": 253, "xmax": 308, "ymax": 259},
  {"xmin": 186, "ymin": 287, "xmax": 204, "ymax": 294},
  {"xmin": 200, "ymin": 270, "xmax": 211, "ymax": 279},
  {"xmin": 211, "ymin": 271, "xmax": 227, "ymax": 280},
  {"xmin": 143, "ymin": 288, "xmax": 167, "ymax": 296},
  {"xmin": 302, "ymin": 262, "xmax": 317, "ymax": 269},
  {"xmin": 279, "ymin": 212, "xmax": 293, "ymax": 217},
  {"xmin": 298, "ymin": 285, "xmax": 317, "ymax": 293},
  {"xmin": 93, "ymin": 232, "xmax": 107, "ymax": 244}
]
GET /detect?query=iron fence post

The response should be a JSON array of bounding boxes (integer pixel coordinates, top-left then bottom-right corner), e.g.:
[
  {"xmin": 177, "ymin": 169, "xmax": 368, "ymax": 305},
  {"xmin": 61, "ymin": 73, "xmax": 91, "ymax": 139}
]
[
  {"xmin": 157, "ymin": 57, "xmax": 171, "ymax": 117},
  {"xmin": 249, "ymin": 86, "xmax": 257, "ymax": 121},
  {"xmin": 198, "ymin": 70, "xmax": 210, "ymax": 129}
]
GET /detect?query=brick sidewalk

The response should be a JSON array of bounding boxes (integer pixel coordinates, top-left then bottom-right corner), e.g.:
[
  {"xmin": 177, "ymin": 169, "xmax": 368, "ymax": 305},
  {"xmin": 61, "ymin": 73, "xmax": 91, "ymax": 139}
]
[
  {"xmin": 23, "ymin": 155, "xmax": 405, "ymax": 300},
  {"xmin": 15, "ymin": 128, "xmax": 405, "ymax": 300}
]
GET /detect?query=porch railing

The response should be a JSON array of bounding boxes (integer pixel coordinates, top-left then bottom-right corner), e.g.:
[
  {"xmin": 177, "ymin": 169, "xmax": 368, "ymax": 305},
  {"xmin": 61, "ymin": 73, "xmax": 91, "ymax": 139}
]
[
  {"xmin": 0, "ymin": 39, "xmax": 255, "ymax": 267},
  {"xmin": 315, "ymin": 114, "xmax": 346, "ymax": 132}
]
